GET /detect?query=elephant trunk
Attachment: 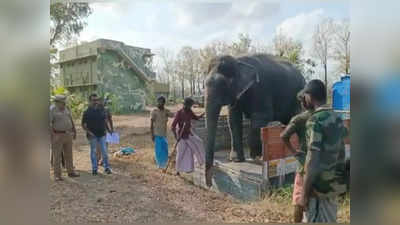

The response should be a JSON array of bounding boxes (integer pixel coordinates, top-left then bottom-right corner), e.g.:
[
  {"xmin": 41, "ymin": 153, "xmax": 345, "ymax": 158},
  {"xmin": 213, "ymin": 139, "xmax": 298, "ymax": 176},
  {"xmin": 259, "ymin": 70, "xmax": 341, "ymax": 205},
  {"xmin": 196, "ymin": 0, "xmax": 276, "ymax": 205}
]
[{"xmin": 205, "ymin": 101, "xmax": 222, "ymax": 169}]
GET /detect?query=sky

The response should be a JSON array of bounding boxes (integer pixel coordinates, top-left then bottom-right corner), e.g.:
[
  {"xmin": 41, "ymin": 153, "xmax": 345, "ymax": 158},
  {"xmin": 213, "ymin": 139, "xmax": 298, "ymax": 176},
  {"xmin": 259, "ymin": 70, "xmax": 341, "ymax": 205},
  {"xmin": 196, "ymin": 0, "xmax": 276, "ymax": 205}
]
[{"xmin": 78, "ymin": 0, "xmax": 349, "ymax": 80}]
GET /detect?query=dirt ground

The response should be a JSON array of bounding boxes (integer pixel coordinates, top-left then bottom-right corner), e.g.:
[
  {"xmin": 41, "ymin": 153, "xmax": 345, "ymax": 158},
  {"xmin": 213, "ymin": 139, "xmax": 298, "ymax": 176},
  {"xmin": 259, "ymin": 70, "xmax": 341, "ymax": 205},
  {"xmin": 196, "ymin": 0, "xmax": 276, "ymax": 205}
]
[{"xmin": 49, "ymin": 105, "xmax": 350, "ymax": 224}]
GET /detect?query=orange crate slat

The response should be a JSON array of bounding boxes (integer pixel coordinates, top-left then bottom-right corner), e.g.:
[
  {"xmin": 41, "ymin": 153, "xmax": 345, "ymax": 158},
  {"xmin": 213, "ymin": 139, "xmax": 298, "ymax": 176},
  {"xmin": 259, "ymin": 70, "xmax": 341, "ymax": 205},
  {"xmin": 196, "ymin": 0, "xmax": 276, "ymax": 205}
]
[
  {"xmin": 261, "ymin": 124, "xmax": 299, "ymax": 161},
  {"xmin": 262, "ymin": 119, "xmax": 350, "ymax": 161}
]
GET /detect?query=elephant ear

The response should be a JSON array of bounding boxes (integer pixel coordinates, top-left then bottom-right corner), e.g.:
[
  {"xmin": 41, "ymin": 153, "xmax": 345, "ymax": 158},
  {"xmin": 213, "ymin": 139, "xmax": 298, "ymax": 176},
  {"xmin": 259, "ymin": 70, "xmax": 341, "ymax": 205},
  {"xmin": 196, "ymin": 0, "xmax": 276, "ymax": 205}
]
[{"xmin": 234, "ymin": 61, "xmax": 260, "ymax": 100}]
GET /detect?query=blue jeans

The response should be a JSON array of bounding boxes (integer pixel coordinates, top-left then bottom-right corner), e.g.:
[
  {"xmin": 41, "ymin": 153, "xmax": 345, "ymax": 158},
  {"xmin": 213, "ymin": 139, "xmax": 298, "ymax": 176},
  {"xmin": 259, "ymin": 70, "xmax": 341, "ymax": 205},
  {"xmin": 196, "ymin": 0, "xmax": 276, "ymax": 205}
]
[{"xmin": 89, "ymin": 136, "xmax": 110, "ymax": 171}]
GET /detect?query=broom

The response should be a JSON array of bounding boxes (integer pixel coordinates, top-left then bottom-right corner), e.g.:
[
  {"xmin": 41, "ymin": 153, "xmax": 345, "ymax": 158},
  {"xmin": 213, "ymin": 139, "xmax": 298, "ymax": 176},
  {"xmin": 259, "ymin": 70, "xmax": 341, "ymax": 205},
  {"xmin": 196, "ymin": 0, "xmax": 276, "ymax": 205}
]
[{"xmin": 162, "ymin": 122, "xmax": 187, "ymax": 174}]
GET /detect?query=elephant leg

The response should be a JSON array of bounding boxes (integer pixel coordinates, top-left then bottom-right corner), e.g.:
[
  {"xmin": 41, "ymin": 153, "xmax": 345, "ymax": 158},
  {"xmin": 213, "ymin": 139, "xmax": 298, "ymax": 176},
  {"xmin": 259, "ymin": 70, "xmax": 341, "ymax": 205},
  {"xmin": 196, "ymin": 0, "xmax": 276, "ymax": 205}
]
[
  {"xmin": 228, "ymin": 106, "xmax": 245, "ymax": 162},
  {"xmin": 248, "ymin": 128, "xmax": 262, "ymax": 159},
  {"xmin": 249, "ymin": 110, "xmax": 273, "ymax": 159}
]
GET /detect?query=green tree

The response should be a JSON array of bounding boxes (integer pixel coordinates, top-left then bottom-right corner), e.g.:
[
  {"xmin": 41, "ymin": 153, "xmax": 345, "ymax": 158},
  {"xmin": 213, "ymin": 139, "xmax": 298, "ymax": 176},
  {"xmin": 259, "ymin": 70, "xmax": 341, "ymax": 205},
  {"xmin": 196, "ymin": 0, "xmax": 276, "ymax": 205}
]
[
  {"xmin": 50, "ymin": 2, "xmax": 92, "ymax": 102},
  {"xmin": 50, "ymin": 2, "xmax": 92, "ymax": 47}
]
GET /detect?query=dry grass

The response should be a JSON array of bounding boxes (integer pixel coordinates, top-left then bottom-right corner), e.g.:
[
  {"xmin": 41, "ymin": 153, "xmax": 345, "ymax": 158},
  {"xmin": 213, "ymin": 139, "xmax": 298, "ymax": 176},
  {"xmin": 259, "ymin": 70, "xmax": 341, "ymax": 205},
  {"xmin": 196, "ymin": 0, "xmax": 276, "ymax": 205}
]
[
  {"xmin": 338, "ymin": 193, "xmax": 351, "ymax": 223},
  {"xmin": 248, "ymin": 185, "xmax": 350, "ymax": 223}
]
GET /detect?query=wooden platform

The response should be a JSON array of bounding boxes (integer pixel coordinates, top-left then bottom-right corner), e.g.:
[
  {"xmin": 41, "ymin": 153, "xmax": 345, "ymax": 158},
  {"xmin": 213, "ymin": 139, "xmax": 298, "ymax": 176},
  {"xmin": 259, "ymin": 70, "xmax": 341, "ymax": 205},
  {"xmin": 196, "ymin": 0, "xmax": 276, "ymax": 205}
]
[
  {"xmin": 182, "ymin": 119, "xmax": 350, "ymax": 202},
  {"xmin": 182, "ymin": 149, "xmax": 270, "ymax": 202}
]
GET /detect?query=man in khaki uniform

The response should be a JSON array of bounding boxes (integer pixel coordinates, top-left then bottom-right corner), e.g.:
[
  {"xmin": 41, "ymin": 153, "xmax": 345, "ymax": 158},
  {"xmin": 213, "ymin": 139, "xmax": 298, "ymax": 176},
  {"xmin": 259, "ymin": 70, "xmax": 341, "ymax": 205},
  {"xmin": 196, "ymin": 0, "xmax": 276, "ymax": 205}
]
[{"xmin": 50, "ymin": 95, "xmax": 80, "ymax": 181}]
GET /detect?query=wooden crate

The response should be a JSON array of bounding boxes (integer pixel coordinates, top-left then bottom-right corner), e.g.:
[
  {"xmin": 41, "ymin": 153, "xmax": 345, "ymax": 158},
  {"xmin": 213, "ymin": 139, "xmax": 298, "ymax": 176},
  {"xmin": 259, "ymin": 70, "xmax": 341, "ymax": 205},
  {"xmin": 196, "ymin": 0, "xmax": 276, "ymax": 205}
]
[
  {"xmin": 261, "ymin": 119, "xmax": 350, "ymax": 182},
  {"xmin": 261, "ymin": 118, "xmax": 350, "ymax": 159},
  {"xmin": 261, "ymin": 125, "xmax": 299, "ymax": 162}
]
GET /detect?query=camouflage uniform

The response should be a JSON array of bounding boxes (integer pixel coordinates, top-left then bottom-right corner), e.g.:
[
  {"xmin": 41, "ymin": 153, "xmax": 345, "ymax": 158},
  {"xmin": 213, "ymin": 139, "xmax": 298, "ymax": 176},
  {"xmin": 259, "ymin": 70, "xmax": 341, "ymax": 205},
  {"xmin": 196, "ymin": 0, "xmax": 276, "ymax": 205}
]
[
  {"xmin": 281, "ymin": 110, "xmax": 313, "ymax": 222},
  {"xmin": 281, "ymin": 110, "xmax": 313, "ymax": 175},
  {"xmin": 303, "ymin": 105, "xmax": 347, "ymax": 223}
]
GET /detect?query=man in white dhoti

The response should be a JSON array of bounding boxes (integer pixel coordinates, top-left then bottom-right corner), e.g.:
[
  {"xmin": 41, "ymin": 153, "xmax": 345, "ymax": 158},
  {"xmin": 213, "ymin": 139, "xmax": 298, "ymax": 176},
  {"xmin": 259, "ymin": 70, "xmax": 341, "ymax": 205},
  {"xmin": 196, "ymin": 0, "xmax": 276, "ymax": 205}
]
[{"xmin": 171, "ymin": 98, "xmax": 206, "ymax": 174}]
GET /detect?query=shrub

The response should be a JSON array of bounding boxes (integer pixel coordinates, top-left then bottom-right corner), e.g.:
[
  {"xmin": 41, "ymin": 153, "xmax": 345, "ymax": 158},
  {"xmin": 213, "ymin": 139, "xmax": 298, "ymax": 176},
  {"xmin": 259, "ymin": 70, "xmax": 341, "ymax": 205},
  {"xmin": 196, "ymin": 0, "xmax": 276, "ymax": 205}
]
[
  {"xmin": 269, "ymin": 185, "xmax": 293, "ymax": 203},
  {"xmin": 67, "ymin": 94, "xmax": 88, "ymax": 120},
  {"xmin": 52, "ymin": 86, "xmax": 69, "ymax": 96},
  {"xmin": 146, "ymin": 92, "xmax": 157, "ymax": 106},
  {"xmin": 50, "ymin": 86, "xmax": 88, "ymax": 120},
  {"xmin": 106, "ymin": 93, "xmax": 123, "ymax": 115}
]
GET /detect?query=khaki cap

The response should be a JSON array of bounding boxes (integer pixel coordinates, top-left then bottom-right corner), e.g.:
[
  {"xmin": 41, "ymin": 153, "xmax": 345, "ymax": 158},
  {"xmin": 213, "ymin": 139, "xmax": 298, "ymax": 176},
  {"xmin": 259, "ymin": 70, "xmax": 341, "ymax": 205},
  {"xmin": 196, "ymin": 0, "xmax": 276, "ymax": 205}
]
[{"xmin": 54, "ymin": 95, "xmax": 67, "ymax": 103}]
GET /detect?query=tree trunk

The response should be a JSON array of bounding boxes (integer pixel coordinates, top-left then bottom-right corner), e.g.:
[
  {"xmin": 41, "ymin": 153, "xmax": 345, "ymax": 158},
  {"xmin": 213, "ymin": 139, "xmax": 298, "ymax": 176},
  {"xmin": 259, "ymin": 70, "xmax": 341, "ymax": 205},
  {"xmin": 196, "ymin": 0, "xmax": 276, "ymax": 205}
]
[
  {"xmin": 192, "ymin": 74, "xmax": 195, "ymax": 96},
  {"xmin": 189, "ymin": 74, "xmax": 193, "ymax": 96},
  {"xmin": 192, "ymin": 76, "xmax": 195, "ymax": 96},
  {"xmin": 174, "ymin": 84, "xmax": 177, "ymax": 99},
  {"xmin": 181, "ymin": 76, "xmax": 185, "ymax": 99},
  {"xmin": 345, "ymin": 44, "xmax": 350, "ymax": 75},
  {"xmin": 197, "ymin": 78, "xmax": 201, "ymax": 95},
  {"xmin": 324, "ymin": 63, "xmax": 328, "ymax": 97},
  {"xmin": 192, "ymin": 76, "xmax": 196, "ymax": 95}
]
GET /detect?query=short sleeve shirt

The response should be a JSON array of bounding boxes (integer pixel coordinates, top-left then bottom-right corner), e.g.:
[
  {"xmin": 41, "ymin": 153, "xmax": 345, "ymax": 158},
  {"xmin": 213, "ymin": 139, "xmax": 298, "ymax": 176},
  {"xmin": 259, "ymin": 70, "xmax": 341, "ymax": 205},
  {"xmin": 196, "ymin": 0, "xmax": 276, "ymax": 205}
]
[
  {"xmin": 171, "ymin": 109, "xmax": 201, "ymax": 139},
  {"xmin": 305, "ymin": 105, "xmax": 347, "ymax": 197},
  {"xmin": 82, "ymin": 107, "xmax": 107, "ymax": 138},
  {"xmin": 50, "ymin": 105, "xmax": 73, "ymax": 132},
  {"xmin": 104, "ymin": 106, "xmax": 112, "ymax": 120},
  {"xmin": 281, "ymin": 110, "xmax": 313, "ymax": 174},
  {"xmin": 151, "ymin": 108, "xmax": 174, "ymax": 137}
]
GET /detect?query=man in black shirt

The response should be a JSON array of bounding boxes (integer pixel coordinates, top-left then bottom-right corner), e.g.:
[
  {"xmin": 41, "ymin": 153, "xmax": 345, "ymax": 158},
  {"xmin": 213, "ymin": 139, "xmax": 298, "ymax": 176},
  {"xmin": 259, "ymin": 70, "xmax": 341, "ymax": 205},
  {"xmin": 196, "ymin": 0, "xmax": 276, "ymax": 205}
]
[
  {"xmin": 96, "ymin": 96, "xmax": 114, "ymax": 167},
  {"xmin": 82, "ymin": 93, "xmax": 112, "ymax": 175}
]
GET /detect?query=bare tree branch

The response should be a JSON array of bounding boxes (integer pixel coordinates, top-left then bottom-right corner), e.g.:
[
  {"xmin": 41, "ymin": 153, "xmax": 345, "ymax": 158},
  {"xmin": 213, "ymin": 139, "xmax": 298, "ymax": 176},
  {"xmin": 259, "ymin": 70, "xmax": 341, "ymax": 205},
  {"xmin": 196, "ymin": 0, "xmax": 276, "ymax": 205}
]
[
  {"xmin": 332, "ymin": 19, "xmax": 351, "ymax": 75},
  {"xmin": 312, "ymin": 17, "xmax": 335, "ymax": 90}
]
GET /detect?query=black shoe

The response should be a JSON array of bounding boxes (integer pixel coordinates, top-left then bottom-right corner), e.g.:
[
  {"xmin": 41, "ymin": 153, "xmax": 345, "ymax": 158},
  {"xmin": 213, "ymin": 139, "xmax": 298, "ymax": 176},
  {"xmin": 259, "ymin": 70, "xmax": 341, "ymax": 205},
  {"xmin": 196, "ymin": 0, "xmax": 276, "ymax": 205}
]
[
  {"xmin": 233, "ymin": 158, "xmax": 246, "ymax": 163},
  {"xmin": 68, "ymin": 172, "xmax": 80, "ymax": 178},
  {"xmin": 105, "ymin": 168, "xmax": 112, "ymax": 174},
  {"xmin": 92, "ymin": 170, "xmax": 98, "ymax": 176}
]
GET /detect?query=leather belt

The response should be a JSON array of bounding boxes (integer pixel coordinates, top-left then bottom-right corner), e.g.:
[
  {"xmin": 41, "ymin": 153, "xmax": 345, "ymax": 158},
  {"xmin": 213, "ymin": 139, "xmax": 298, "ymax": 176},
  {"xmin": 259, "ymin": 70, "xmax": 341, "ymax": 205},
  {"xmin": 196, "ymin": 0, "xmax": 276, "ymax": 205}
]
[{"xmin": 53, "ymin": 130, "xmax": 67, "ymax": 134}]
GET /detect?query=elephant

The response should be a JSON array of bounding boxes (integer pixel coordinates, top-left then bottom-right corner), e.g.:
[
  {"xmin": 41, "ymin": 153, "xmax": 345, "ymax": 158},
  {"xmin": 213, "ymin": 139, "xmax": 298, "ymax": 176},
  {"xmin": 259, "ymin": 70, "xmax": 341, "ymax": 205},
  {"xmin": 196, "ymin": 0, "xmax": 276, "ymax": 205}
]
[{"xmin": 204, "ymin": 54, "xmax": 305, "ymax": 187}]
